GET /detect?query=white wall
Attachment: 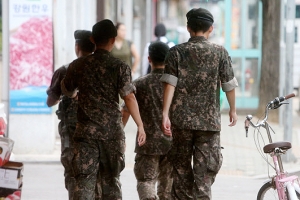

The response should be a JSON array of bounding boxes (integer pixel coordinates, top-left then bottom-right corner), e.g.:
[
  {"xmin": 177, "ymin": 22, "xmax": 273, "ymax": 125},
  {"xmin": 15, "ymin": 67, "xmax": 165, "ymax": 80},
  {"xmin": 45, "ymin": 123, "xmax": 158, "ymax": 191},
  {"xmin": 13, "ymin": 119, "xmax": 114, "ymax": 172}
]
[{"xmin": 53, "ymin": 0, "xmax": 97, "ymax": 69}]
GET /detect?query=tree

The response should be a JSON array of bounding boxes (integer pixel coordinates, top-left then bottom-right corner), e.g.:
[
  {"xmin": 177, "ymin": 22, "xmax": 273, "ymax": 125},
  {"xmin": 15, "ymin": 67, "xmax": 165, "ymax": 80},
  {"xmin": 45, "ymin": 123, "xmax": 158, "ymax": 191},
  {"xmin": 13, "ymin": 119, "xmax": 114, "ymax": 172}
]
[{"xmin": 257, "ymin": 0, "xmax": 281, "ymax": 122}]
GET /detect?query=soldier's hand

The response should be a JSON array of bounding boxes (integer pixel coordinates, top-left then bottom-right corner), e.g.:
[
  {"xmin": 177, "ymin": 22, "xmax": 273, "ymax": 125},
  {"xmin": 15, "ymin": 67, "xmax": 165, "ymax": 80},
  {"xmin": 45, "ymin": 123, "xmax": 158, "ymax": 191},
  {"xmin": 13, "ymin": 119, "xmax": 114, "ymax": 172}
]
[
  {"xmin": 137, "ymin": 126, "xmax": 146, "ymax": 146},
  {"xmin": 228, "ymin": 110, "xmax": 238, "ymax": 127},
  {"xmin": 162, "ymin": 115, "xmax": 172, "ymax": 136}
]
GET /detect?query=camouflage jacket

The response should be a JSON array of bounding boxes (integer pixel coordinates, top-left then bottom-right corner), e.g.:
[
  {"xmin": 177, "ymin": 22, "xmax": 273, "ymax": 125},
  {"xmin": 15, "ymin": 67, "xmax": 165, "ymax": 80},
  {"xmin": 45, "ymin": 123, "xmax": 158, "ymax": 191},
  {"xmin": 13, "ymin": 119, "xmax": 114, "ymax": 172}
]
[
  {"xmin": 160, "ymin": 36, "xmax": 238, "ymax": 131},
  {"xmin": 47, "ymin": 65, "xmax": 77, "ymax": 126},
  {"xmin": 126, "ymin": 68, "xmax": 172, "ymax": 155},
  {"xmin": 61, "ymin": 49, "xmax": 135, "ymax": 140}
]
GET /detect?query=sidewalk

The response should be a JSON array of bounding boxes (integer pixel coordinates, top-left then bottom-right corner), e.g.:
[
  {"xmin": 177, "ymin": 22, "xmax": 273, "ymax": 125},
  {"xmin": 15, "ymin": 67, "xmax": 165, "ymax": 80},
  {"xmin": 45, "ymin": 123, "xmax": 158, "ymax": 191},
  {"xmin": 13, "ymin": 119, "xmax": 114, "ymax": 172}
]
[
  {"xmin": 220, "ymin": 96, "xmax": 300, "ymax": 177},
  {"xmin": 13, "ymin": 96, "xmax": 300, "ymax": 177},
  {"xmin": 13, "ymin": 96, "xmax": 300, "ymax": 200}
]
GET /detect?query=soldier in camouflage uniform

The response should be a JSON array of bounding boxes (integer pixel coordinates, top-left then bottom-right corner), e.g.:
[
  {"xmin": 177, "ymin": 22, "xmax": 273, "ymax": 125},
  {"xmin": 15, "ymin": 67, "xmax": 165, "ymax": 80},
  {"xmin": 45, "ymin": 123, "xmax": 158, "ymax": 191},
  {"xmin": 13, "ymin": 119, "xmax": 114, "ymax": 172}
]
[
  {"xmin": 122, "ymin": 41, "xmax": 172, "ymax": 200},
  {"xmin": 46, "ymin": 30, "xmax": 95, "ymax": 200},
  {"xmin": 160, "ymin": 8, "xmax": 238, "ymax": 200},
  {"xmin": 61, "ymin": 19, "xmax": 146, "ymax": 200}
]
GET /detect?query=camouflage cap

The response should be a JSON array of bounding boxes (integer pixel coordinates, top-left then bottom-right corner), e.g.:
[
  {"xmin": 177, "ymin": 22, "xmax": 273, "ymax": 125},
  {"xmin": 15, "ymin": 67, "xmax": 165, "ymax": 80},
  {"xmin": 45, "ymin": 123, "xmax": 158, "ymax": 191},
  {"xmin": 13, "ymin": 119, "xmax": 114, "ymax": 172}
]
[
  {"xmin": 74, "ymin": 30, "xmax": 92, "ymax": 41},
  {"xmin": 149, "ymin": 41, "xmax": 170, "ymax": 63},
  {"xmin": 186, "ymin": 8, "xmax": 214, "ymax": 23}
]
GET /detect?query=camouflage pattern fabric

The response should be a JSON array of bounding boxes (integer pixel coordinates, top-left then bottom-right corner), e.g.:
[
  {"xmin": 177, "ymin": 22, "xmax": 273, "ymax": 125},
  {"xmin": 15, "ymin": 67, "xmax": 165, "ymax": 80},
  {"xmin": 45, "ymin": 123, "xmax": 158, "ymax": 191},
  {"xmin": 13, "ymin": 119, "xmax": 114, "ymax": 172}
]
[
  {"xmin": 122, "ymin": 68, "xmax": 173, "ymax": 199},
  {"xmin": 61, "ymin": 49, "xmax": 134, "ymax": 199},
  {"xmin": 161, "ymin": 36, "xmax": 236, "ymax": 131},
  {"xmin": 62, "ymin": 49, "xmax": 135, "ymax": 140},
  {"xmin": 131, "ymin": 68, "xmax": 172, "ymax": 155},
  {"xmin": 169, "ymin": 127, "xmax": 222, "ymax": 200},
  {"xmin": 59, "ymin": 96, "xmax": 77, "ymax": 199},
  {"xmin": 47, "ymin": 65, "xmax": 77, "ymax": 199},
  {"xmin": 72, "ymin": 136, "xmax": 125, "ymax": 200},
  {"xmin": 134, "ymin": 154, "xmax": 173, "ymax": 200}
]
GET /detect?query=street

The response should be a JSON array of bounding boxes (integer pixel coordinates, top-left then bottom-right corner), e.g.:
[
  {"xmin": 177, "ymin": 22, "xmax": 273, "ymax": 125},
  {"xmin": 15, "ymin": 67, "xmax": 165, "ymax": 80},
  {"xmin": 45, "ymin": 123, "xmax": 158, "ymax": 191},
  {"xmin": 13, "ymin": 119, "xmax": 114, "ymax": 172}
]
[{"xmin": 21, "ymin": 162, "xmax": 264, "ymax": 200}]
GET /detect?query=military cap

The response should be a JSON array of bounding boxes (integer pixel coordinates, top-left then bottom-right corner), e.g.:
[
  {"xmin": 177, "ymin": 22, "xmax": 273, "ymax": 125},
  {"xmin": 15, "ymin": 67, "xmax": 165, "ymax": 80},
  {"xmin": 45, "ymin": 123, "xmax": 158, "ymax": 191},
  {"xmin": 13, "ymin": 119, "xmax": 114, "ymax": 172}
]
[
  {"xmin": 149, "ymin": 41, "xmax": 170, "ymax": 63},
  {"xmin": 186, "ymin": 8, "xmax": 214, "ymax": 23},
  {"xmin": 92, "ymin": 19, "xmax": 117, "ymax": 41},
  {"xmin": 74, "ymin": 30, "xmax": 92, "ymax": 41}
]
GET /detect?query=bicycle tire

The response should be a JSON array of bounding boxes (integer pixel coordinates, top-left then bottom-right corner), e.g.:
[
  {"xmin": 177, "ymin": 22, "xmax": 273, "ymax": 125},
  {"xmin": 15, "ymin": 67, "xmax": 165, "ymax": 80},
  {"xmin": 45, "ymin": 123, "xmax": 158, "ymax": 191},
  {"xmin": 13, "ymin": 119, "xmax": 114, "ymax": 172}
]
[
  {"xmin": 257, "ymin": 181, "xmax": 279, "ymax": 200},
  {"xmin": 257, "ymin": 181, "xmax": 300, "ymax": 200}
]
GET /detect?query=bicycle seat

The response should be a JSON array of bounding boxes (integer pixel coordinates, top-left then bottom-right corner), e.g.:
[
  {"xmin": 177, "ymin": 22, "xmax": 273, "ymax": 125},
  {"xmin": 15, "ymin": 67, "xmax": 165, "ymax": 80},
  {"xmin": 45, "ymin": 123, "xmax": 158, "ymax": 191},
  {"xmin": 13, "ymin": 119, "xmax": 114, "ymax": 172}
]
[{"xmin": 263, "ymin": 142, "xmax": 292, "ymax": 153}]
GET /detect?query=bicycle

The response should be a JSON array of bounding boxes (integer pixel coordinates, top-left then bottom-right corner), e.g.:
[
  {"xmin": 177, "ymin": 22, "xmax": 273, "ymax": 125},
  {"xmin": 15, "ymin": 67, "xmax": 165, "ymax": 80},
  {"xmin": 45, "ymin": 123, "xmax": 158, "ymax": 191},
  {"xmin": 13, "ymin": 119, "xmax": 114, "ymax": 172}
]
[{"xmin": 244, "ymin": 93, "xmax": 300, "ymax": 200}]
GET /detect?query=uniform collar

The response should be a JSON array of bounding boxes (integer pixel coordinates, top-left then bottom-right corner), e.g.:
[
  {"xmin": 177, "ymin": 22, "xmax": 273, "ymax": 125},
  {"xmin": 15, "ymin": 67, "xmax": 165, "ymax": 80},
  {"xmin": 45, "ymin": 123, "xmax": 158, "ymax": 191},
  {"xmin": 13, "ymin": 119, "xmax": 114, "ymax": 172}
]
[
  {"xmin": 151, "ymin": 68, "xmax": 164, "ymax": 74},
  {"xmin": 188, "ymin": 36, "xmax": 207, "ymax": 42}
]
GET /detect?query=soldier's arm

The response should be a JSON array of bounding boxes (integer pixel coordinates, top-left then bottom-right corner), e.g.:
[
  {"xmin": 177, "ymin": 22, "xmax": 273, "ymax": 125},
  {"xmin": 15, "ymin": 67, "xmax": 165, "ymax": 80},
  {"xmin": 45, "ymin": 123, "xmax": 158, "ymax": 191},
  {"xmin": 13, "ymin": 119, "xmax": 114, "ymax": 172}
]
[
  {"xmin": 161, "ymin": 83, "xmax": 175, "ymax": 136},
  {"xmin": 121, "ymin": 105, "xmax": 131, "ymax": 127},
  {"xmin": 61, "ymin": 61, "xmax": 79, "ymax": 97},
  {"xmin": 46, "ymin": 96, "xmax": 60, "ymax": 107},
  {"xmin": 225, "ymin": 88, "xmax": 237, "ymax": 127},
  {"xmin": 123, "ymin": 93, "xmax": 146, "ymax": 146},
  {"xmin": 219, "ymin": 48, "xmax": 238, "ymax": 127},
  {"xmin": 46, "ymin": 67, "xmax": 66, "ymax": 107}
]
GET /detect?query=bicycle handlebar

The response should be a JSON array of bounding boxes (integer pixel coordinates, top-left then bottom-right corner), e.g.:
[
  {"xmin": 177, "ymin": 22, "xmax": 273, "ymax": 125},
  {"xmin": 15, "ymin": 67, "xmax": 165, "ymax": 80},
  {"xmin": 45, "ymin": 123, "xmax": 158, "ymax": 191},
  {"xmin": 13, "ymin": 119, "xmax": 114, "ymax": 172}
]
[
  {"xmin": 272, "ymin": 93, "xmax": 295, "ymax": 104},
  {"xmin": 283, "ymin": 93, "xmax": 296, "ymax": 100},
  {"xmin": 244, "ymin": 93, "xmax": 295, "ymax": 136}
]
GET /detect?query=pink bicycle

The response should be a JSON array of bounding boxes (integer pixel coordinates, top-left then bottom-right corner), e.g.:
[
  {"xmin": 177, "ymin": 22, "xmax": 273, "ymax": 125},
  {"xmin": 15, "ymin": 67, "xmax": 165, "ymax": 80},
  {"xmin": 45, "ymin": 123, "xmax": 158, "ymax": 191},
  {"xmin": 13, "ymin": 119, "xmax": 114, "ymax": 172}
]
[{"xmin": 245, "ymin": 93, "xmax": 300, "ymax": 200}]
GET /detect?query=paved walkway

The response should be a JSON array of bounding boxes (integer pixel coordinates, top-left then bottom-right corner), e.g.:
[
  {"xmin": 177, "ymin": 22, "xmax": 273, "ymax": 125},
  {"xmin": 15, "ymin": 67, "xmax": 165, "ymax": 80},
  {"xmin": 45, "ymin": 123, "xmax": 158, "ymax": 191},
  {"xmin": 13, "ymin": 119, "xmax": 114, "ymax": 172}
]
[
  {"xmin": 120, "ymin": 95, "xmax": 300, "ymax": 178},
  {"xmin": 11, "ymin": 95, "xmax": 300, "ymax": 199},
  {"xmin": 14, "ymin": 95, "xmax": 300, "ymax": 177}
]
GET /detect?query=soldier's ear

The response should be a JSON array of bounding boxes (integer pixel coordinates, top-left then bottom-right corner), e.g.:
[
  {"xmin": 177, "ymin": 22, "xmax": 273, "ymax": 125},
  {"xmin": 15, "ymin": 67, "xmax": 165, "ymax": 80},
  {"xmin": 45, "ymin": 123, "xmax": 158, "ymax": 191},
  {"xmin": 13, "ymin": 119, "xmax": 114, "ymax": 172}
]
[
  {"xmin": 208, "ymin": 25, "xmax": 213, "ymax": 33},
  {"xmin": 111, "ymin": 37, "xmax": 116, "ymax": 44},
  {"xmin": 90, "ymin": 36, "xmax": 95, "ymax": 44},
  {"xmin": 148, "ymin": 56, "xmax": 152, "ymax": 63}
]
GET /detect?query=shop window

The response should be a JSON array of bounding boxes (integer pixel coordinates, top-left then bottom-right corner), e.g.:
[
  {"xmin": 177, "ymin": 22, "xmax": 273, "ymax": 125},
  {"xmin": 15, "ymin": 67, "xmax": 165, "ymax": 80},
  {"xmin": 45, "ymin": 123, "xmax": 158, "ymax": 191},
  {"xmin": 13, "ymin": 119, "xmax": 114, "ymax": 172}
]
[{"xmin": 296, "ymin": 5, "xmax": 300, "ymax": 18}]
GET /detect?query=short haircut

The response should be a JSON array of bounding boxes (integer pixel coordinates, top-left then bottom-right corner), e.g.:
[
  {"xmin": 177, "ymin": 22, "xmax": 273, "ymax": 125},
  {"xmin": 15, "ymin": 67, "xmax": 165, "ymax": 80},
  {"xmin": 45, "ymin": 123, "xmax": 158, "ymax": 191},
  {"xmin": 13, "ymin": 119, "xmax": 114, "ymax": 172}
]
[
  {"xmin": 76, "ymin": 39, "xmax": 95, "ymax": 53},
  {"xmin": 149, "ymin": 41, "xmax": 169, "ymax": 66},
  {"xmin": 92, "ymin": 19, "xmax": 117, "ymax": 45},
  {"xmin": 187, "ymin": 19, "xmax": 212, "ymax": 33}
]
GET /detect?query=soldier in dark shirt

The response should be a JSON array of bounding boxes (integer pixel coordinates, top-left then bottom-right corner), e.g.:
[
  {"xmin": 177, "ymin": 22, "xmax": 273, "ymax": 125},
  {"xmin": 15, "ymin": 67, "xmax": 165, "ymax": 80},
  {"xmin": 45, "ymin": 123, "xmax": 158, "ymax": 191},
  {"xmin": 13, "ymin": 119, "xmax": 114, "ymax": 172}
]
[
  {"xmin": 46, "ymin": 30, "xmax": 95, "ymax": 200},
  {"xmin": 160, "ymin": 8, "xmax": 238, "ymax": 200},
  {"xmin": 122, "ymin": 41, "xmax": 172, "ymax": 200},
  {"xmin": 61, "ymin": 19, "xmax": 146, "ymax": 200}
]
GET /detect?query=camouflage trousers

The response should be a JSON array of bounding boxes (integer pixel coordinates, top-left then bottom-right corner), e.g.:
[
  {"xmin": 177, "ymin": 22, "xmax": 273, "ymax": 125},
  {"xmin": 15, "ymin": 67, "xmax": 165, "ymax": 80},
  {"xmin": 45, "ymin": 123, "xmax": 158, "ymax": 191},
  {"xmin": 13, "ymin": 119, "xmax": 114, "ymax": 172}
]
[
  {"xmin": 72, "ymin": 136, "xmax": 125, "ymax": 200},
  {"xmin": 169, "ymin": 128, "xmax": 223, "ymax": 200},
  {"xmin": 58, "ymin": 121, "xmax": 76, "ymax": 200},
  {"xmin": 134, "ymin": 154, "xmax": 173, "ymax": 200}
]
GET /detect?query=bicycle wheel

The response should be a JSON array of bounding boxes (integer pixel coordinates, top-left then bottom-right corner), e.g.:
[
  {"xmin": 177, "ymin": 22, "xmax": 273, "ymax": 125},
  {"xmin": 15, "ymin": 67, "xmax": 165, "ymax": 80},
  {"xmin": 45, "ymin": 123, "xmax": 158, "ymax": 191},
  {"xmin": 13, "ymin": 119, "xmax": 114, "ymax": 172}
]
[
  {"xmin": 257, "ymin": 181, "xmax": 300, "ymax": 200},
  {"xmin": 257, "ymin": 182, "xmax": 279, "ymax": 200}
]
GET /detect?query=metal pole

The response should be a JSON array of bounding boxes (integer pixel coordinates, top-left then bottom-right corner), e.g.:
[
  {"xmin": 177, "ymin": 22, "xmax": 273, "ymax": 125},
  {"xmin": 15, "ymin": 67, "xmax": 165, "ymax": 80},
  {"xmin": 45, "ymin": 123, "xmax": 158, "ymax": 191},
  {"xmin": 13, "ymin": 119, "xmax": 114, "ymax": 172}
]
[
  {"xmin": 1, "ymin": 0, "xmax": 9, "ymax": 136},
  {"xmin": 284, "ymin": 0, "xmax": 295, "ymax": 162},
  {"xmin": 279, "ymin": 0, "xmax": 286, "ymax": 127}
]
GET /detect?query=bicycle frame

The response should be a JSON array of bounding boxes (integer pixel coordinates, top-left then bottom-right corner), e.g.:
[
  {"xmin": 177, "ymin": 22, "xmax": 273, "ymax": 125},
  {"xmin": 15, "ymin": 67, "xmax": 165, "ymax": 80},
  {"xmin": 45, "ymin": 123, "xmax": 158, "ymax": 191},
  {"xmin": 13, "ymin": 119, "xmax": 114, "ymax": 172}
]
[
  {"xmin": 245, "ymin": 93, "xmax": 300, "ymax": 200},
  {"xmin": 264, "ymin": 122, "xmax": 293, "ymax": 200}
]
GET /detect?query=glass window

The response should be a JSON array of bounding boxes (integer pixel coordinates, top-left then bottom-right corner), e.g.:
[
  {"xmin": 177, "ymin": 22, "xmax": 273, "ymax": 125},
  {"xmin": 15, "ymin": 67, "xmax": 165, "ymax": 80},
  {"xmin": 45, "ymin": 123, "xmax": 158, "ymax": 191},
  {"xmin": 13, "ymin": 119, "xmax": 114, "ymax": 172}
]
[
  {"xmin": 230, "ymin": 58, "xmax": 242, "ymax": 96},
  {"xmin": 246, "ymin": 0, "xmax": 259, "ymax": 49},
  {"xmin": 231, "ymin": 0, "xmax": 259, "ymax": 49},
  {"xmin": 296, "ymin": 5, "xmax": 300, "ymax": 18},
  {"xmin": 231, "ymin": 0, "xmax": 241, "ymax": 49},
  {"xmin": 295, "ymin": 27, "xmax": 298, "ymax": 43},
  {"xmin": 245, "ymin": 58, "xmax": 259, "ymax": 97}
]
